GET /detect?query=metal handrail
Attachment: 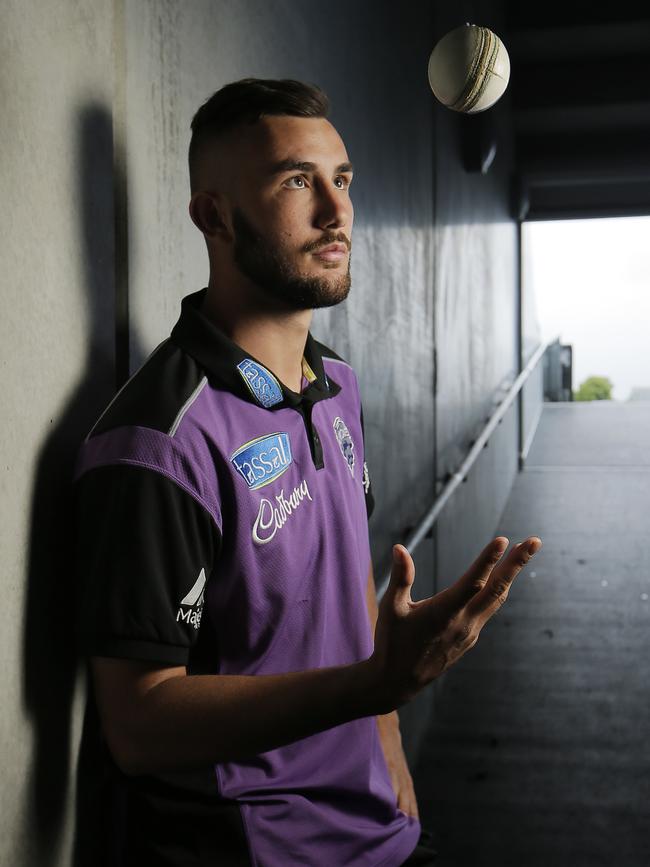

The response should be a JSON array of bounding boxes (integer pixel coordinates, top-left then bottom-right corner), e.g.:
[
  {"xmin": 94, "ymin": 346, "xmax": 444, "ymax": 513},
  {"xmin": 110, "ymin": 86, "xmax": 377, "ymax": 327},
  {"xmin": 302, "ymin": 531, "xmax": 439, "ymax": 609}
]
[{"xmin": 377, "ymin": 338, "xmax": 550, "ymax": 598}]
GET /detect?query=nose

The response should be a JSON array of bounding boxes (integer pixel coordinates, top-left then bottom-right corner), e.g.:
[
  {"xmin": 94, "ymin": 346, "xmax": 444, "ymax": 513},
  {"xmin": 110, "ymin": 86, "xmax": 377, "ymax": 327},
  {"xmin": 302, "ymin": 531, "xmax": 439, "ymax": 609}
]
[{"xmin": 314, "ymin": 181, "xmax": 352, "ymax": 232}]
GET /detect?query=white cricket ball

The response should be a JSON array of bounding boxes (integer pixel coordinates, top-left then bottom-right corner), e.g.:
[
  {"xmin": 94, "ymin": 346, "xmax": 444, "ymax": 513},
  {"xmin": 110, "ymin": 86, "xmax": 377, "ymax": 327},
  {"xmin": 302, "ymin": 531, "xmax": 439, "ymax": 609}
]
[{"xmin": 427, "ymin": 23, "xmax": 510, "ymax": 114}]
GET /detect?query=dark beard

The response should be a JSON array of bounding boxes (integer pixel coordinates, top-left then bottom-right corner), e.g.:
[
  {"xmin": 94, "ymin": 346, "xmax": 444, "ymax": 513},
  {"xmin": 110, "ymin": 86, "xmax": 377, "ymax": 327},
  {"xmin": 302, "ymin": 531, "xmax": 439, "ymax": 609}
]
[{"xmin": 231, "ymin": 207, "xmax": 351, "ymax": 311}]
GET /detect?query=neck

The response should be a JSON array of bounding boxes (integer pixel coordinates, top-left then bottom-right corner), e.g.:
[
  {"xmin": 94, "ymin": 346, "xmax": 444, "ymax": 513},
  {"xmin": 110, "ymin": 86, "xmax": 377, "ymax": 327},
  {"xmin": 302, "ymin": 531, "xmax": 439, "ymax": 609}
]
[{"xmin": 201, "ymin": 278, "xmax": 313, "ymax": 394}]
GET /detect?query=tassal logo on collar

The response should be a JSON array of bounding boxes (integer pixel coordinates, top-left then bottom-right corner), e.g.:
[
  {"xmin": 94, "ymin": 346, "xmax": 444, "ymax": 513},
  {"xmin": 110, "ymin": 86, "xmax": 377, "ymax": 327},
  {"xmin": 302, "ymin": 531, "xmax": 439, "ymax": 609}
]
[
  {"xmin": 231, "ymin": 432, "xmax": 293, "ymax": 490},
  {"xmin": 237, "ymin": 358, "xmax": 283, "ymax": 408}
]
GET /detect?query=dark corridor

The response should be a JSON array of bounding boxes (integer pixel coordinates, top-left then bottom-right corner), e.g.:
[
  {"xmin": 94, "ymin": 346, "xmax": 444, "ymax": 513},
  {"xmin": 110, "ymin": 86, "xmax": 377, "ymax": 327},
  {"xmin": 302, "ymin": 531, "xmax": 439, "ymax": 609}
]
[{"xmin": 414, "ymin": 401, "xmax": 650, "ymax": 866}]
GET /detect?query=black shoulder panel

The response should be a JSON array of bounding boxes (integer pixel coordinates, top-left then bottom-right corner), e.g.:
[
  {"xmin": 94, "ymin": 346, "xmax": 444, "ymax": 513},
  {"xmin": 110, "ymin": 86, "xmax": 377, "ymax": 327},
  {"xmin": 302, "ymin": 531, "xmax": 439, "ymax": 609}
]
[{"xmin": 89, "ymin": 340, "xmax": 207, "ymax": 439}]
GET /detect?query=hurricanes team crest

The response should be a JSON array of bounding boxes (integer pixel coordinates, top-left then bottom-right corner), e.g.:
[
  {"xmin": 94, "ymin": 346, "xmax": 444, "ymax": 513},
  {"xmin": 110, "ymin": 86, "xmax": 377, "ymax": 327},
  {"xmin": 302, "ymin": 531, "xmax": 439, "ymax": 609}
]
[{"xmin": 333, "ymin": 416, "xmax": 355, "ymax": 477}]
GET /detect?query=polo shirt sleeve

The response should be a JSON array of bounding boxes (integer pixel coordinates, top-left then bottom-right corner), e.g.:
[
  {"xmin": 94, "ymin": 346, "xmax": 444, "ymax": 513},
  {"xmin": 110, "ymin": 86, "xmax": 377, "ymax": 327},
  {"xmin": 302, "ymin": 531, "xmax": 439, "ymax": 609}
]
[
  {"xmin": 359, "ymin": 403, "xmax": 375, "ymax": 519},
  {"xmin": 73, "ymin": 463, "xmax": 220, "ymax": 666}
]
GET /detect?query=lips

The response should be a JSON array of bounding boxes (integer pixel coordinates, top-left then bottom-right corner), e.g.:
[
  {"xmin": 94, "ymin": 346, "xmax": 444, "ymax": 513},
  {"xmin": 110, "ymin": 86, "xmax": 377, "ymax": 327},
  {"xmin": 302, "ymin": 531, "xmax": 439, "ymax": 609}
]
[
  {"xmin": 313, "ymin": 243, "xmax": 348, "ymax": 261},
  {"xmin": 317, "ymin": 243, "xmax": 347, "ymax": 254}
]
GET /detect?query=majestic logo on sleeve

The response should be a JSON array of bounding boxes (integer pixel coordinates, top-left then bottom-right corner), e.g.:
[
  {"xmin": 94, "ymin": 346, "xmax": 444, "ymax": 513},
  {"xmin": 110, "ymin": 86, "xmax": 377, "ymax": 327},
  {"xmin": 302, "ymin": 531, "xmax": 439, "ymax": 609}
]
[
  {"xmin": 237, "ymin": 359, "xmax": 283, "ymax": 408},
  {"xmin": 231, "ymin": 432, "xmax": 292, "ymax": 490},
  {"xmin": 333, "ymin": 416, "xmax": 355, "ymax": 477},
  {"xmin": 176, "ymin": 567, "xmax": 206, "ymax": 630},
  {"xmin": 252, "ymin": 480, "xmax": 313, "ymax": 545},
  {"xmin": 362, "ymin": 461, "xmax": 371, "ymax": 494}
]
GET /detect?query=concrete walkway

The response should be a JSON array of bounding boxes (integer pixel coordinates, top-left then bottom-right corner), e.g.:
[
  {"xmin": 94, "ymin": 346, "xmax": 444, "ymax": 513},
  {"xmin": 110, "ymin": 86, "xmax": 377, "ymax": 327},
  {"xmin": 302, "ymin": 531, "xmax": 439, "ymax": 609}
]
[{"xmin": 413, "ymin": 401, "xmax": 650, "ymax": 867}]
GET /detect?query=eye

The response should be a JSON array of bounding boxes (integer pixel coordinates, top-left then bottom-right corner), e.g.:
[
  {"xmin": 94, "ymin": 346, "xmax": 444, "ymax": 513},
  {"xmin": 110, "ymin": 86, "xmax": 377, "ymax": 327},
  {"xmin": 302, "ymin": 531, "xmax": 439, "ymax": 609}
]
[
  {"xmin": 284, "ymin": 175, "xmax": 308, "ymax": 189},
  {"xmin": 334, "ymin": 175, "xmax": 352, "ymax": 189}
]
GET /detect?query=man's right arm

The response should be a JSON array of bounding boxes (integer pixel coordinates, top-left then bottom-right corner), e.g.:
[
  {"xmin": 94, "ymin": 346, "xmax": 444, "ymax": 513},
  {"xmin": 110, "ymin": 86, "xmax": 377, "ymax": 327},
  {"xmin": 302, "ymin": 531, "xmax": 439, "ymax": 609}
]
[
  {"xmin": 91, "ymin": 655, "xmax": 376, "ymax": 776},
  {"xmin": 92, "ymin": 536, "xmax": 541, "ymax": 776}
]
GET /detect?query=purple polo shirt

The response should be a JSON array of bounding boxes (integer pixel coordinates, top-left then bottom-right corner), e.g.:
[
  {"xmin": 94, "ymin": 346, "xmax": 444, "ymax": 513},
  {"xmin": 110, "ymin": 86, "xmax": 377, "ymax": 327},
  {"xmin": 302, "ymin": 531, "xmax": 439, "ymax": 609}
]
[{"xmin": 73, "ymin": 288, "xmax": 420, "ymax": 866}]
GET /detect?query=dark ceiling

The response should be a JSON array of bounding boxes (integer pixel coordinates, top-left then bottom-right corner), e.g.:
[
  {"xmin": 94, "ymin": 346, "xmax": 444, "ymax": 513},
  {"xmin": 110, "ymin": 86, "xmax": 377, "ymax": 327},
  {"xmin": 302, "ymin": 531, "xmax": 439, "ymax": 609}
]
[{"xmin": 504, "ymin": 1, "xmax": 650, "ymax": 220}]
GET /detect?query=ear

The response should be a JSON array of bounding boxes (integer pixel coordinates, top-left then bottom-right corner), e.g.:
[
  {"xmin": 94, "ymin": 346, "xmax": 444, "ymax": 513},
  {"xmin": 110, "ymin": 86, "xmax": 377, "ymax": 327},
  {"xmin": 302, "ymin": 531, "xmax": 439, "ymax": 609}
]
[{"xmin": 188, "ymin": 192, "xmax": 232, "ymax": 241}]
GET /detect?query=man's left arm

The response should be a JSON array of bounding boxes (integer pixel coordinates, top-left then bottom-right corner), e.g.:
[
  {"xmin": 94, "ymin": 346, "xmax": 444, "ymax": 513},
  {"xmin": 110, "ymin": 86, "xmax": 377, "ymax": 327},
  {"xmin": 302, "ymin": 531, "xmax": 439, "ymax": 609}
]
[{"xmin": 365, "ymin": 561, "xmax": 420, "ymax": 820}]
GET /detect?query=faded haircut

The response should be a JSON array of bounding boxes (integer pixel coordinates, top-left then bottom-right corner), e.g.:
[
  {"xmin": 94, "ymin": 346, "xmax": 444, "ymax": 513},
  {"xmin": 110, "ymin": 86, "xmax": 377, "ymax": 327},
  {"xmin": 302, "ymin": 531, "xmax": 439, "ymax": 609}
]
[{"xmin": 188, "ymin": 78, "xmax": 330, "ymax": 192}]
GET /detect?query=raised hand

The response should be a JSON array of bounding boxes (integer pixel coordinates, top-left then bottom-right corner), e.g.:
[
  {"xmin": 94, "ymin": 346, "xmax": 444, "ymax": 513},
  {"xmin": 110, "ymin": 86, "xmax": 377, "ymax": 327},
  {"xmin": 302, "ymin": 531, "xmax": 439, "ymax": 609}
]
[{"xmin": 367, "ymin": 536, "xmax": 541, "ymax": 713}]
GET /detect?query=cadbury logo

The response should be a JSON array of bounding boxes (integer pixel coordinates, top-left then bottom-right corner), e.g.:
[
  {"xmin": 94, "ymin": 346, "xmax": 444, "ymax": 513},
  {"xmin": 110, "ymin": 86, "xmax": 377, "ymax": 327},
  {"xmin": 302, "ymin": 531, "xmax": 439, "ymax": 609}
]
[{"xmin": 252, "ymin": 479, "xmax": 313, "ymax": 545}]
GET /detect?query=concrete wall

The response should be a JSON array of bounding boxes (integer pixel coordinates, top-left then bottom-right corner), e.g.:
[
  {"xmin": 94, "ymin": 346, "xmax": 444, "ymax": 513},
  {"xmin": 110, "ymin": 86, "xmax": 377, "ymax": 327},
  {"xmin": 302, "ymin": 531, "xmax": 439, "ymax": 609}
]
[
  {"xmin": 1, "ymin": 1, "xmax": 531, "ymax": 863},
  {"xmin": 0, "ymin": 2, "xmax": 116, "ymax": 865}
]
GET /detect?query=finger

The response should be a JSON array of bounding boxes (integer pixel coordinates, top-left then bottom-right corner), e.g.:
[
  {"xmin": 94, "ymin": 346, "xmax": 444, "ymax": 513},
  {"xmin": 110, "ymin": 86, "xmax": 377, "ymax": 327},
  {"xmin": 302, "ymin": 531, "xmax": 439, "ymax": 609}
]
[
  {"xmin": 446, "ymin": 536, "xmax": 510, "ymax": 610},
  {"xmin": 397, "ymin": 787, "xmax": 419, "ymax": 820},
  {"xmin": 385, "ymin": 544, "xmax": 415, "ymax": 613},
  {"xmin": 407, "ymin": 787, "xmax": 419, "ymax": 820},
  {"xmin": 468, "ymin": 536, "xmax": 542, "ymax": 625}
]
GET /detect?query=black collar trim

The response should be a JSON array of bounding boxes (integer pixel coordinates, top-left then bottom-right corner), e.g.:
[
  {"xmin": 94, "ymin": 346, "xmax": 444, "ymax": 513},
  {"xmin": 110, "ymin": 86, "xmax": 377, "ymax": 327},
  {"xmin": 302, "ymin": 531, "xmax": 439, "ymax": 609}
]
[{"xmin": 169, "ymin": 289, "xmax": 340, "ymax": 410}]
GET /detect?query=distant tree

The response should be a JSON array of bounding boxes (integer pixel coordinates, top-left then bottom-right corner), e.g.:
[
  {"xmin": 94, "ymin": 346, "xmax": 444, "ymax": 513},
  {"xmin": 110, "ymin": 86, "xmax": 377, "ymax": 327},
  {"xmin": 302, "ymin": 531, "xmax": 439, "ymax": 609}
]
[{"xmin": 574, "ymin": 375, "xmax": 613, "ymax": 401}]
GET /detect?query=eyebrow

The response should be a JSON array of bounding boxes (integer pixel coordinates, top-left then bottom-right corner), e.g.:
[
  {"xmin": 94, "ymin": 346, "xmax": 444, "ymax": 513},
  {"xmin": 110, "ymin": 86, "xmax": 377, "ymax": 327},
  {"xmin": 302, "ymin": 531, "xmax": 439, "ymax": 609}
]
[{"xmin": 269, "ymin": 158, "xmax": 354, "ymax": 176}]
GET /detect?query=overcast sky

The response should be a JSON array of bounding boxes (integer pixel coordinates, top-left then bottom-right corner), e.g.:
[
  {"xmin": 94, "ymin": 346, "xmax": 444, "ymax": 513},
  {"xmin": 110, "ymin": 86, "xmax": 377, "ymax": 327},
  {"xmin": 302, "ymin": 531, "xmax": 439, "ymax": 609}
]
[{"xmin": 523, "ymin": 216, "xmax": 650, "ymax": 401}]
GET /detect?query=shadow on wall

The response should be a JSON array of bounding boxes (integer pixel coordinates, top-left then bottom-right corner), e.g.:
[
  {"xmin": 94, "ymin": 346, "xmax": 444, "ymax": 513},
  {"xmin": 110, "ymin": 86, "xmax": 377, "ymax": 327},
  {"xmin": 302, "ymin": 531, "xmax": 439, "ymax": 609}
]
[{"xmin": 20, "ymin": 103, "xmax": 142, "ymax": 867}]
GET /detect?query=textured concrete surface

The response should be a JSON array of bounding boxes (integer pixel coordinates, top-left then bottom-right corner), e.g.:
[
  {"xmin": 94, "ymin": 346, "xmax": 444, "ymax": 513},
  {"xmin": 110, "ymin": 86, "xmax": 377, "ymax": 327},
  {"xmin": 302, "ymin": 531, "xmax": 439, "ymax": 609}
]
[
  {"xmin": 413, "ymin": 401, "xmax": 650, "ymax": 866},
  {"xmin": 0, "ymin": 3, "xmax": 116, "ymax": 866}
]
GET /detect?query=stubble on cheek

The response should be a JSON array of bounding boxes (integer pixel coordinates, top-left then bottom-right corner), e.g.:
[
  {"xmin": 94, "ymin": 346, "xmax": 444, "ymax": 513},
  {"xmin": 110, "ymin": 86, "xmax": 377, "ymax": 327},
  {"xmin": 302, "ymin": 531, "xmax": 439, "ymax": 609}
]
[{"xmin": 231, "ymin": 205, "xmax": 352, "ymax": 309}]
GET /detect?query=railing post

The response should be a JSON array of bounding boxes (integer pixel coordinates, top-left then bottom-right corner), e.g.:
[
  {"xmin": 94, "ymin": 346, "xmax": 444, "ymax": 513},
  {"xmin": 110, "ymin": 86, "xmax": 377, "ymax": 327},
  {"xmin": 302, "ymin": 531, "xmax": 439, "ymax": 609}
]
[{"xmin": 517, "ymin": 221, "xmax": 524, "ymax": 472}]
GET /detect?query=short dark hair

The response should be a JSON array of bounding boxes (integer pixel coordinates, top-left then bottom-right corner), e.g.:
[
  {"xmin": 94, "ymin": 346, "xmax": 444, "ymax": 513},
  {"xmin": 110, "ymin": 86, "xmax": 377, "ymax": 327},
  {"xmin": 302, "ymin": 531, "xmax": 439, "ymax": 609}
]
[{"xmin": 188, "ymin": 78, "xmax": 330, "ymax": 192}]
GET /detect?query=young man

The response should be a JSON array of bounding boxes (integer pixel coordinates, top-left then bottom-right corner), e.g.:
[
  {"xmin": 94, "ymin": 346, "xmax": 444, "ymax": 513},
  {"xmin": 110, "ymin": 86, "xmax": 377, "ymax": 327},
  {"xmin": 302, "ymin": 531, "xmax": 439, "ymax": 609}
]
[{"xmin": 73, "ymin": 78, "xmax": 540, "ymax": 866}]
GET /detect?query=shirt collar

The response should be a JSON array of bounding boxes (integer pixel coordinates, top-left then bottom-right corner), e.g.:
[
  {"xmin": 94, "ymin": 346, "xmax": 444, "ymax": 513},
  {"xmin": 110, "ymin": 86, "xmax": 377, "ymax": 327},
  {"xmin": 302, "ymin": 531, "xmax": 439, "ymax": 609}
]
[{"xmin": 169, "ymin": 288, "xmax": 340, "ymax": 410}]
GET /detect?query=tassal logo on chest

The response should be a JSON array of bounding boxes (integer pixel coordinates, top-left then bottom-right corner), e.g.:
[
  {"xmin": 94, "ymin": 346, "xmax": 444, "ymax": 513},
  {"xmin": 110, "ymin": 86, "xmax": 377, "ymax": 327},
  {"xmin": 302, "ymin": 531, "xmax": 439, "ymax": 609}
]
[{"xmin": 231, "ymin": 432, "xmax": 292, "ymax": 490}]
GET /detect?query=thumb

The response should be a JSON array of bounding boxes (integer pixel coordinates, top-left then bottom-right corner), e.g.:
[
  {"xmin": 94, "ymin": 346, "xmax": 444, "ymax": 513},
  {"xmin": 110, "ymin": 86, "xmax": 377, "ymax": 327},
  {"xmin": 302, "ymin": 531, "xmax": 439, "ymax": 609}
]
[{"xmin": 387, "ymin": 544, "xmax": 415, "ymax": 611}]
